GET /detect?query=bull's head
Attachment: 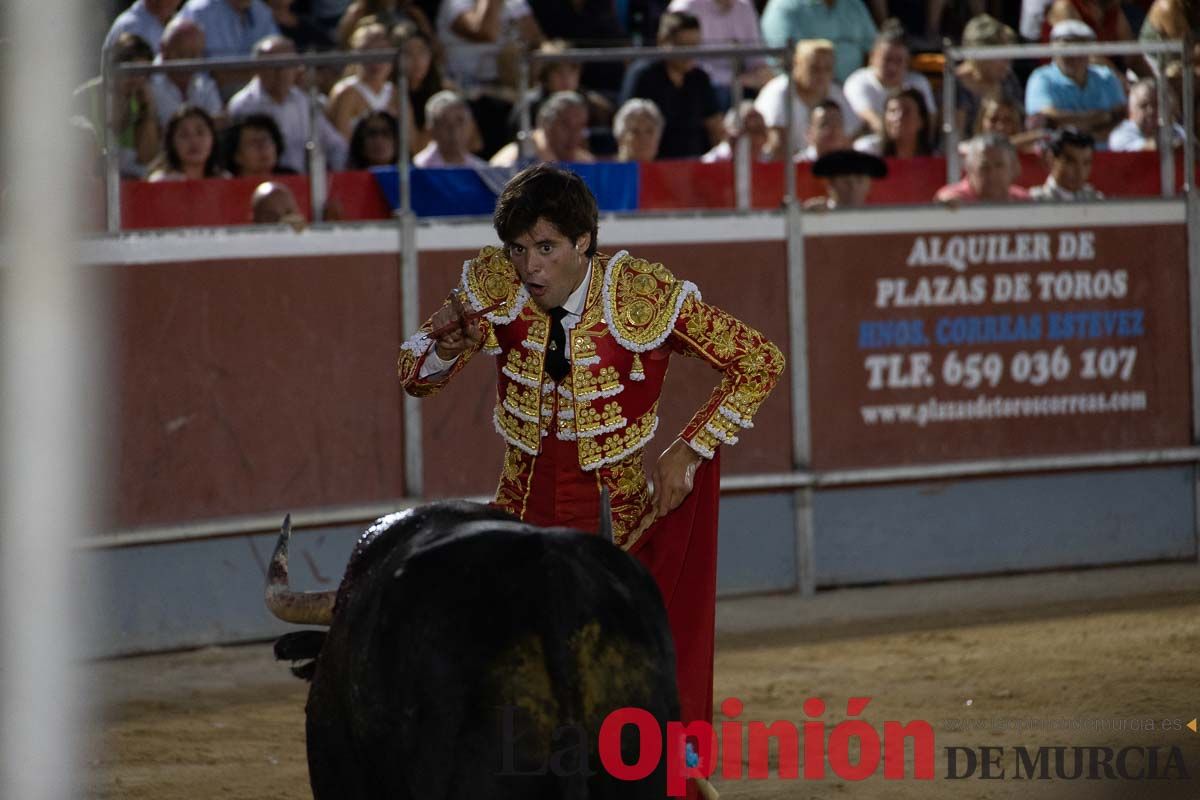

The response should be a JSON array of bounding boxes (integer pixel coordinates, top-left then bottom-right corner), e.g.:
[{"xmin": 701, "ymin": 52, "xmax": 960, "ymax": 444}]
[{"xmin": 264, "ymin": 515, "xmax": 337, "ymax": 626}]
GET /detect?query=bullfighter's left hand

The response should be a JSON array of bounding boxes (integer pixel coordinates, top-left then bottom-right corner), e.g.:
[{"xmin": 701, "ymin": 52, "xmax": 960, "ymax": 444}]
[{"xmin": 650, "ymin": 438, "xmax": 704, "ymax": 520}]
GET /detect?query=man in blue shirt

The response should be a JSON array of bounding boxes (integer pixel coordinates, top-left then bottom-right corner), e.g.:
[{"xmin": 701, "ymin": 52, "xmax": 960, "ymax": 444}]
[
  {"xmin": 103, "ymin": 0, "xmax": 183, "ymax": 54},
  {"xmin": 177, "ymin": 0, "xmax": 279, "ymax": 59},
  {"xmin": 760, "ymin": 0, "xmax": 877, "ymax": 83},
  {"xmin": 1025, "ymin": 20, "xmax": 1125, "ymax": 143}
]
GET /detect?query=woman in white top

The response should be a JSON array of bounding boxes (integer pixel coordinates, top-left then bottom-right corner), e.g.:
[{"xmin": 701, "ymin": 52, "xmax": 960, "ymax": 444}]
[{"xmin": 328, "ymin": 22, "xmax": 405, "ymax": 139}]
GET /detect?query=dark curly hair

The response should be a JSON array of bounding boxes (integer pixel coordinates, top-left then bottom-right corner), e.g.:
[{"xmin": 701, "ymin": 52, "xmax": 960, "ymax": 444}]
[
  {"xmin": 222, "ymin": 113, "xmax": 285, "ymax": 176},
  {"xmin": 162, "ymin": 104, "xmax": 223, "ymax": 176},
  {"xmin": 493, "ymin": 164, "xmax": 599, "ymax": 257},
  {"xmin": 348, "ymin": 110, "xmax": 399, "ymax": 169}
]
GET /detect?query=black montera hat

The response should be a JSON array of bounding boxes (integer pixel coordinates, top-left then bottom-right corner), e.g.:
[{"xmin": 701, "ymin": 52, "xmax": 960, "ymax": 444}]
[{"xmin": 812, "ymin": 149, "xmax": 889, "ymax": 179}]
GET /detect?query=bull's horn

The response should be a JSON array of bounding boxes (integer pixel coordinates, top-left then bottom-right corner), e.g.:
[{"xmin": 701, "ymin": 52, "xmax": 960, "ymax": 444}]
[
  {"xmin": 264, "ymin": 514, "xmax": 336, "ymax": 626},
  {"xmin": 598, "ymin": 487, "xmax": 613, "ymax": 544}
]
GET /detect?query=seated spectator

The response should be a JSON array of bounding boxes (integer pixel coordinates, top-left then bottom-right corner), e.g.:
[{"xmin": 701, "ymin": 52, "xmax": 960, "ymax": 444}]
[
  {"xmin": 954, "ymin": 14, "xmax": 1023, "ymax": 139},
  {"xmin": 854, "ymin": 86, "xmax": 934, "ymax": 157},
  {"xmin": 1041, "ymin": 0, "xmax": 1133, "ymax": 44},
  {"xmin": 798, "ymin": 99, "xmax": 850, "ymax": 160},
  {"xmin": 336, "ymin": 0, "xmax": 436, "ymax": 47},
  {"xmin": 614, "ymin": 98, "xmax": 665, "ymax": 162},
  {"xmin": 1025, "ymin": 21, "xmax": 1125, "ymax": 142},
  {"xmin": 437, "ymin": 0, "xmax": 544, "ymax": 90},
  {"xmin": 177, "ymin": 0, "xmax": 280, "ymax": 58},
  {"xmin": 222, "ymin": 113, "xmax": 294, "ymax": 176},
  {"xmin": 149, "ymin": 17, "xmax": 225, "ymax": 127},
  {"xmin": 1109, "ymin": 78, "xmax": 1187, "ymax": 150},
  {"xmin": 149, "ymin": 104, "xmax": 230, "ymax": 180},
  {"xmin": 843, "ymin": 20, "xmax": 934, "ymax": 135},
  {"xmin": 75, "ymin": 33, "xmax": 161, "ymax": 179},
  {"xmin": 1140, "ymin": 0, "xmax": 1200, "ymax": 68},
  {"xmin": 703, "ymin": 101, "xmax": 772, "ymax": 162},
  {"xmin": 755, "ymin": 39, "xmax": 859, "ymax": 159},
  {"xmin": 349, "ymin": 110, "xmax": 401, "ymax": 168},
  {"xmin": 393, "ymin": 21, "xmax": 446, "ymax": 155},
  {"xmin": 935, "ymin": 132, "xmax": 1030, "ymax": 203},
  {"xmin": 508, "ymin": 40, "xmax": 615, "ymax": 145},
  {"xmin": 620, "ymin": 12, "xmax": 724, "ymax": 159},
  {"xmin": 805, "ymin": 148, "xmax": 887, "ymax": 209},
  {"xmin": 666, "ymin": 0, "xmax": 775, "ymax": 108},
  {"xmin": 103, "ymin": 0, "xmax": 182, "ymax": 54},
  {"xmin": 760, "ymin": 0, "xmax": 877, "ymax": 83},
  {"xmin": 228, "ymin": 34, "xmax": 349, "ymax": 172},
  {"xmin": 973, "ymin": 93, "xmax": 1050, "ymax": 153},
  {"xmin": 524, "ymin": 0, "xmax": 628, "ymax": 94},
  {"xmin": 414, "ymin": 92, "xmax": 489, "ymax": 167},
  {"xmin": 265, "ymin": 0, "xmax": 335, "ymax": 50},
  {"xmin": 490, "ymin": 91, "xmax": 594, "ymax": 165},
  {"xmin": 1030, "ymin": 127, "xmax": 1104, "ymax": 200},
  {"xmin": 252, "ymin": 180, "xmax": 305, "ymax": 227},
  {"xmin": 328, "ymin": 23, "xmax": 404, "ymax": 139}
]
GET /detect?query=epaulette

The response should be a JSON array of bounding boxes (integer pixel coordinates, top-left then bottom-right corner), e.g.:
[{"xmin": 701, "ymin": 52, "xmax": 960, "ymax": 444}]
[
  {"xmin": 602, "ymin": 250, "xmax": 700, "ymax": 353},
  {"xmin": 460, "ymin": 246, "xmax": 528, "ymax": 326}
]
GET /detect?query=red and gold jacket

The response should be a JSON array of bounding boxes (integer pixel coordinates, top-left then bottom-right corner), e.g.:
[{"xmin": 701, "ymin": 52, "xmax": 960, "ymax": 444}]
[{"xmin": 397, "ymin": 247, "xmax": 784, "ymax": 548}]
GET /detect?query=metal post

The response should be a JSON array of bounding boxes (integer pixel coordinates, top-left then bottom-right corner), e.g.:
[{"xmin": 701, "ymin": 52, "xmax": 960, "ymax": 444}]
[
  {"xmin": 102, "ymin": 44, "xmax": 121, "ymax": 233},
  {"xmin": 943, "ymin": 38, "xmax": 960, "ymax": 185},
  {"xmin": 395, "ymin": 57, "xmax": 423, "ymax": 497},
  {"xmin": 307, "ymin": 81, "xmax": 327, "ymax": 222},
  {"xmin": 518, "ymin": 54, "xmax": 532, "ymax": 161},
  {"xmin": 784, "ymin": 197, "xmax": 813, "ymax": 592},
  {"xmin": 1183, "ymin": 41, "xmax": 1195, "ymax": 194},
  {"xmin": 732, "ymin": 58, "xmax": 749, "ymax": 211},
  {"xmin": 1157, "ymin": 54, "xmax": 1175, "ymax": 197},
  {"xmin": 783, "ymin": 43, "xmax": 797, "ymax": 205}
]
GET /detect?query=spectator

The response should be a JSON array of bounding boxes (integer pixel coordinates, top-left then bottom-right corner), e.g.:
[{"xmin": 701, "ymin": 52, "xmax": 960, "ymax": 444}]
[
  {"xmin": 508, "ymin": 40, "xmax": 615, "ymax": 144},
  {"xmin": 702, "ymin": 100, "xmax": 772, "ymax": 162},
  {"xmin": 935, "ymin": 132, "xmax": 1030, "ymax": 203},
  {"xmin": 149, "ymin": 104, "xmax": 230, "ymax": 180},
  {"xmin": 620, "ymin": 12, "xmax": 724, "ymax": 159},
  {"xmin": 328, "ymin": 23, "xmax": 404, "ymax": 139},
  {"xmin": 393, "ymin": 21, "xmax": 446, "ymax": 155},
  {"xmin": 798, "ymin": 99, "xmax": 850, "ymax": 160},
  {"xmin": 954, "ymin": 14, "xmax": 1023, "ymax": 139},
  {"xmin": 490, "ymin": 90, "xmax": 594, "ymax": 165},
  {"xmin": 665, "ymin": 0, "xmax": 776, "ymax": 107},
  {"xmin": 222, "ymin": 113, "xmax": 293, "ymax": 176},
  {"xmin": 1030, "ymin": 127, "xmax": 1104, "ymax": 200},
  {"xmin": 348, "ymin": 110, "xmax": 401, "ymax": 167},
  {"xmin": 75, "ymin": 33, "xmax": 161, "ymax": 179},
  {"xmin": 149, "ymin": 17, "xmax": 225, "ymax": 127},
  {"xmin": 1109, "ymin": 77, "xmax": 1187, "ymax": 150},
  {"xmin": 177, "ymin": 0, "xmax": 280, "ymax": 58},
  {"xmin": 760, "ymin": 0, "xmax": 878, "ymax": 83},
  {"xmin": 524, "ymin": 0, "xmax": 628, "ymax": 94},
  {"xmin": 614, "ymin": 98, "xmax": 665, "ymax": 162},
  {"xmin": 1021, "ymin": 0, "xmax": 1056, "ymax": 40},
  {"xmin": 436, "ymin": 0, "xmax": 544, "ymax": 90},
  {"xmin": 976, "ymin": 92, "xmax": 1049, "ymax": 153},
  {"xmin": 754, "ymin": 39, "xmax": 858, "ymax": 158},
  {"xmin": 1040, "ymin": 0, "xmax": 1133, "ymax": 44},
  {"xmin": 336, "ymin": 0, "xmax": 436, "ymax": 46},
  {"xmin": 265, "ymin": 0, "xmax": 335, "ymax": 49},
  {"xmin": 103, "ymin": 0, "xmax": 183, "ymax": 54},
  {"xmin": 843, "ymin": 19, "xmax": 934, "ymax": 135},
  {"xmin": 1025, "ymin": 20, "xmax": 1125, "ymax": 141},
  {"xmin": 251, "ymin": 180, "xmax": 305, "ymax": 227},
  {"xmin": 805, "ymin": 148, "xmax": 886, "ymax": 209},
  {"xmin": 854, "ymin": 86, "xmax": 933, "ymax": 157},
  {"xmin": 228, "ymin": 34, "xmax": 349, "ymax": 172},
  {"xmin": 414, "ymin": 92, "xmax": 490, "ymax": 166},
  {"xmin": 1140, "ymin": 0, "xmax": 1200, "ymax": 66}
]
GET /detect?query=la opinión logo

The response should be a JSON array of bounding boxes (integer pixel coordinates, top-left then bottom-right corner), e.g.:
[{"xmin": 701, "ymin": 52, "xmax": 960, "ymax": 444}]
[{"xmin": 500, "ymin": 696, "xmax": 936, "ymax": 796}]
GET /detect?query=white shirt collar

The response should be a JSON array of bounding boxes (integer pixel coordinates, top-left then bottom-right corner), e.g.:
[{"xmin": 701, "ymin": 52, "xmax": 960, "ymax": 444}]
[{"xmin": 560, "ymin": 260, "xmax": 592, "ymax": 317}]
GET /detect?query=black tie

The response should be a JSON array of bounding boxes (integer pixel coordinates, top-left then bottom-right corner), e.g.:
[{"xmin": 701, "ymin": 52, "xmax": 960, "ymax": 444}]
[{"xmin": 546, "ymin": 306, "xmax": 570, "ymax": 382}]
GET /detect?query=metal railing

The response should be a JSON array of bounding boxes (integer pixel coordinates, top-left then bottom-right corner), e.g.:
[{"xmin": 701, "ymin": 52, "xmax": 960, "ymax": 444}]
[{"xmin": 942, "ymin": 39, "xmax": 1193, "ymax": 195}]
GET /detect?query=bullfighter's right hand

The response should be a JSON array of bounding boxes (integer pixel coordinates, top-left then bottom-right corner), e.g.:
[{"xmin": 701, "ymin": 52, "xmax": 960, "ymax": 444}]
[{"xmin": 432, "ymin": 291, "xmax": 482, "ymax": 360}]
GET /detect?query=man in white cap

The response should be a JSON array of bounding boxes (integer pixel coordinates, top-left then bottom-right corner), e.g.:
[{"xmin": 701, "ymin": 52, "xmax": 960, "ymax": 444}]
[{"xmin": 1024, "ymin": 19, "xmax": 1125, "ymax": 141}]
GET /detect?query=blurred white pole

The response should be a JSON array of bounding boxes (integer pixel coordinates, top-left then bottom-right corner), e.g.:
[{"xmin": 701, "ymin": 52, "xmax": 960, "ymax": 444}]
[{"xmin": 1, "ymin": 0, "xmax": 96, "ymax": 798}]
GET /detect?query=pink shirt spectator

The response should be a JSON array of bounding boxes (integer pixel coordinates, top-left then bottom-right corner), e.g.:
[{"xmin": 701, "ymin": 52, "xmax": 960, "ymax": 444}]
[
  {"xmin": 934, "ymin": 177, "xmax": 1030, "ymax": 203},
  {"xmin": 665, "ymin": 0, "xmax": 766, "ymax": 88},
  {"xmin": 413, "ymin": 143, "xmax": 488, "ymax": 168}
]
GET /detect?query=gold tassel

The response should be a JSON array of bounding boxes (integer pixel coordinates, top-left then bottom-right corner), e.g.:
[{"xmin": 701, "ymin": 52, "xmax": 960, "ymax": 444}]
[
  {"xmin": 483, "ymin": 327, "xmax": 500, "ymax": 353},
  {"xmin": 630, "ymin": 353, "xmax": 645, "ymax": 381}
]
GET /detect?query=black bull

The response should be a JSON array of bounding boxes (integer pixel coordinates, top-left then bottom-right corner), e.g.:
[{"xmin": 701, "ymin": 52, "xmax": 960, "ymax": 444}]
[{"xmin": 266, "ymin": 500, "xmax": 680, "ymax": 799}]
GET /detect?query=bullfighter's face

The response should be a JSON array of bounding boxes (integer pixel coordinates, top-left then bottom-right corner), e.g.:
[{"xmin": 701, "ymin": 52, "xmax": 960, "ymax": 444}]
[{"xmin": 506, "ymin": 217, "xmax": 591, "ymax": 310}]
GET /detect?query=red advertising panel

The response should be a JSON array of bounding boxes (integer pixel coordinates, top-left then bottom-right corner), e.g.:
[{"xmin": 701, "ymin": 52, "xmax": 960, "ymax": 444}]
[{"xmin": 806, "ymin": 218, "xmax": 1192, "ymax": 470}]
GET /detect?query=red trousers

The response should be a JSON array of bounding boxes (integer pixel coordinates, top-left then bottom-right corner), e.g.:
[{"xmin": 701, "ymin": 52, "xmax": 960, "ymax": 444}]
[{"xmin": 522, "ymin": 425, "xmax": 721, "ymax": 796}]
